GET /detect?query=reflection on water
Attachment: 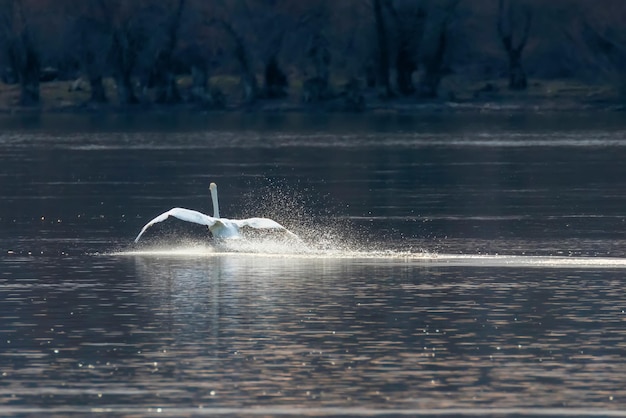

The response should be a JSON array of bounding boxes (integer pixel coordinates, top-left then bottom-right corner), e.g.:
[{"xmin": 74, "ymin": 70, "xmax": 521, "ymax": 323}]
[
  {"xmin": 119, "ymin": 242, "xmax": 626, "ymax": 268},
  {"xmin": 2, "ymin": 113, "xmax": 626, "ymax": 415},
  {"xmin": 3, "ymin": 253, "xmax": 626, "ymax": 416}
]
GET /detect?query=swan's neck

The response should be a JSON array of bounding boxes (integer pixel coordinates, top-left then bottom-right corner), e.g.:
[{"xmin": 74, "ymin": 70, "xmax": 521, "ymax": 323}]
[{"xmin": 210, "ymin": 183, "xmax": 220, "ymax": 218}]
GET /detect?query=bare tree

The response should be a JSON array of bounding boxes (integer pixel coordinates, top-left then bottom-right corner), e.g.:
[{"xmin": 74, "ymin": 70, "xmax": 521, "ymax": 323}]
[
  {"xmin": 258, "ymin": 12, "xmax": 288, "ymax": 99},
  {"xmin": 211, "ymin": 18, "xmax": 258, "ymax": 104},
  {"xmin": 386, "ymin": 1, "xmax": 426, "ymax": 96},
  {"xmin": 563, "ymin": 1, "xmax": 626, "ymax": 85},
  {"xmin": 417, "ymin": 0, "xmax": 457, "ymax": 98},
  {"xmin": 63, "ymin": 1, "xmax": 110, "ymax": 103},
  {"xmin": 263, "ymin": 53, "xmax": 288, "ymax": 98},
  {"xmin": 96, "ymin": 0, "xmax": 146, "ymax": 105},
  {"xmin": 75, "ymin": 20, "xmax": 109, "ymax": 103},
  {"xmin": 373, "ymin": 0, "xmax": 392, "ymax": 97},
  {"xmin": 298, "ymin": 2, "xmax": 333, "ymax": 102},
  {"xmin": 151, "ymin": 0, "xmax": 186, "ymax": 104},
  {"xmin": 236, "ymin": 0, "xmax": 293, "ymax": 99},
  {"xmin": 497, "ymin": 0, "xmax": 532, "ymax": 90},
  {"xmin": 0, "ymin": 0, "xmax": 40, "ymax": 105}
]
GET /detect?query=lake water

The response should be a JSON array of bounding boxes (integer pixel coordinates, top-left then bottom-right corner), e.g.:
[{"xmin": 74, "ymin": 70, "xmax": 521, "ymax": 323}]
[{"xmin": 2, "ymin": 111, "xmax": 626, "ymax": 417}]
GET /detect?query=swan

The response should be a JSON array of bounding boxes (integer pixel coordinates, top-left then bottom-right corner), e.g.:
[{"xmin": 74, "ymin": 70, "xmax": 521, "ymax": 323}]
[{"xmin": 134, "ymin": 183, "xmax": 299, "ymax": 242}]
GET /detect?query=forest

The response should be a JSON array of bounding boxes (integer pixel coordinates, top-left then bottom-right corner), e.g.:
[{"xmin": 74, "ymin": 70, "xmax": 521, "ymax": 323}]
[{"xmin": 0, "ymin": 0, "xmax": 625, "ymax": 111}]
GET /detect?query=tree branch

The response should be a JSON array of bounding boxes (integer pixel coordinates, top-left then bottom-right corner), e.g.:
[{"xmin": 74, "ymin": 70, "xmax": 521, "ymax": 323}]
[{"xmin": 514, "ymin": 6, "xmax": 532, "ymax": 53}]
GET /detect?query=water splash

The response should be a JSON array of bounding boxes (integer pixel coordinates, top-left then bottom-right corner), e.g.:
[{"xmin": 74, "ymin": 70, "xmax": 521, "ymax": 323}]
[
  {"xmin": 117, "ymin": 213, "xmax": 626, "ymax": 267},
  {"xmin": 118, "ymin": 183, "xmax": 626, "ymax": 268},
  {"xmin": 113, "ymin": 236, "xmax": 626, "ymax": 268}
]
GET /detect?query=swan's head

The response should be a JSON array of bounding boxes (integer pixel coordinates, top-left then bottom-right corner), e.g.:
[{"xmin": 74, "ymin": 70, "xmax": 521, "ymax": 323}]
[{"xmin": 209, "ymin": 182, "xmax": 217, "ymax": 192}]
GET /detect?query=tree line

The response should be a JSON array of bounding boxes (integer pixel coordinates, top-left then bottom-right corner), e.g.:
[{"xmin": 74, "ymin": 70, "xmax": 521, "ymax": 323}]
[{"xmin": 0, "ymin": 0, "xmax": 624, "ymax": 109}]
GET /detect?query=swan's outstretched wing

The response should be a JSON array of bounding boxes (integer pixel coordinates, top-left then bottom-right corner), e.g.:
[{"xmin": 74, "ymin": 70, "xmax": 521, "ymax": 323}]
[
  {"xmin": 134, "ymin": 207, "xmax": 219, "ymax": 242},
  {"xmin": 232, "ymin": 217, "xmax": 300, "ymax": 239}
]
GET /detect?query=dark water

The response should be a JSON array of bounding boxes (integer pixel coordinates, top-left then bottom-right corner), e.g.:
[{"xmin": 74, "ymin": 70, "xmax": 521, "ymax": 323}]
[{"xmin": 2, "ymin": 112, "xmax": 626, "ymax": 416}]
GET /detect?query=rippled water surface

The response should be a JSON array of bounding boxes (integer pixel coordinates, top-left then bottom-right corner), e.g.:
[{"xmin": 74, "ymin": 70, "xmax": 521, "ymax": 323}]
[{"xmin": 2, "ymin": 112, "xmax": 626, "ymax": 416}]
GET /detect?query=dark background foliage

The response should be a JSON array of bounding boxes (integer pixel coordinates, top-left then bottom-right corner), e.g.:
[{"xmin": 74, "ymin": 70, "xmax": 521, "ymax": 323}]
[{"xmin": 0, "ymin": 0, "xmax": 624, "ymax": 108}]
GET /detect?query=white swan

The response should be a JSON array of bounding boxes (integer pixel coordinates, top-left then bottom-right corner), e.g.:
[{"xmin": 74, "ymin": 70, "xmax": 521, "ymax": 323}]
[{"xmin": 134, "ymin": 183, "xmax": 298, "ymax": 242}]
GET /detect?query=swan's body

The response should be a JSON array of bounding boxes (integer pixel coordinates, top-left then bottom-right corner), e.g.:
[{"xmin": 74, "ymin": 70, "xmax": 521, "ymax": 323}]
[{"xmin": 134, "ymin": 183, "xmax": 298, "ymax": 243}]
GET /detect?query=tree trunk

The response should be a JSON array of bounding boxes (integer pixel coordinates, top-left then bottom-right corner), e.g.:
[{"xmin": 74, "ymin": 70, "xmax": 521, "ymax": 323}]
[
  {"xmin": 110, "ymin": 30, "xmax": 139, "ymax": 105},
  {"xmin": 384, "ymin": 1, "xmax": 424, "ymax": 96},
  {"xmin": 153, "ymin": 53, "xmax": 181, "ymax": 104},
  {"xmin": 19, "ymin": 74, "xmax": 39, "ymax": 106},
  {"xmin": 115, "ymin": 74, "xmax": 138, "ymax": 105},
  {"xmin": 88, "ymin": 75, "xmax": 107, "ymax": 103},
  {"xmin": 1, "ymin": 1, "xmax": 41, "ymax": 106},
  {"xmin": 497, "ymin": 0, "xmax": 532, "ymax": 91},
  {"xmin": 7, "ymin": 31, "xmax": 40, "ymax": 106},
  {"xmin": 417, "ymin": 72, "xmax": 440, "ymax": 98},
  {"xmin": 188, "ymin": 65, "xmax": 225, "ymax": 108},
  {"xmin": 206, "ymin": 18, "xmax": 258, "ymax": 104},
  {"xmin": 395, "ymin": 42, "xmax": 416, "ymax": 95},
  {"xmin": 235, "ymin": 39, "xmax": 258, "ymax": 104},
  {"xmin": 17, "ymin": 37, "xmax": 39, "ymax": 106},
  {"xmin": 508, "ymin": 51, "xmax": 527, "ymax": 90},
  {"xmin": 189, "ymin": 65, "xmax": 208, "ymax": 101},
  {"xmin": 263, "ymin": 55, "xmax": 288, "ymax": 98},
  {"xmin": 304, "ymin": 33, "xmax": 331, "ymax": 101},
  {"xmin": 373, "ymin": 0, "xmax": 392, "ymax": 97},
  {"xmin": 84, "ymin": 53, "xmax": 108, "ymax": 103},
  {"xmin": 228, "ymin": 23, "xmax": 257, "ymax": 103},
  {"xmin": 417, "ymin": 23, "xmax": 447, "ymax": 99},
  {"xmin": 153, "ymin": 0, "xmax": 185, "ymax": 104}
]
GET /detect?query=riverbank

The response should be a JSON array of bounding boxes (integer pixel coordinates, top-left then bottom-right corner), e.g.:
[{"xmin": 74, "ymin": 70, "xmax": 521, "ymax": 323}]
[{"xmin": 0, "ymin": 78, "xmax": 623, "ymax": 115}]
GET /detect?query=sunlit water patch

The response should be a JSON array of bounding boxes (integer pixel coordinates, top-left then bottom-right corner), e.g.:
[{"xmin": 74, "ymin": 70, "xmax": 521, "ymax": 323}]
[{"xmin": 112, "ymin": 240, "xmax": 626, "ymax": 269}]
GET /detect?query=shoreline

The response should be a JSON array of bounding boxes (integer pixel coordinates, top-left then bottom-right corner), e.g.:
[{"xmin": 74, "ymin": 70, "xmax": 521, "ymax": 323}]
[
  {"xmin": 0, "ymin": 97, "xmax": 623, "ymax": 116},
  {"xmin": 0, "ymin": 78, "xmax": 624, "ymax": 116}
]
